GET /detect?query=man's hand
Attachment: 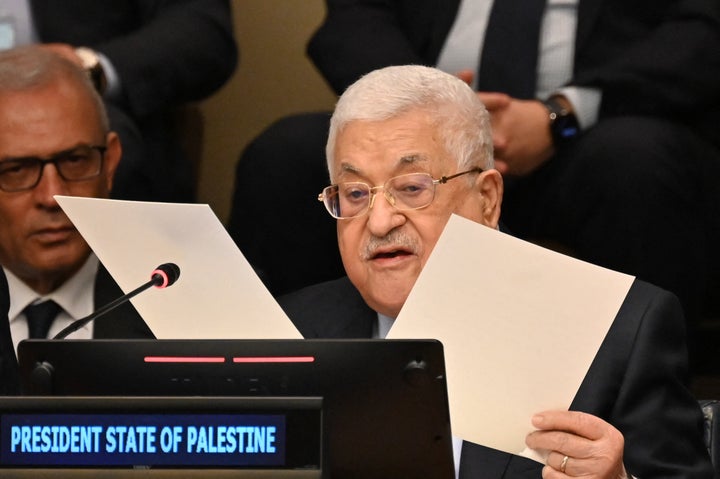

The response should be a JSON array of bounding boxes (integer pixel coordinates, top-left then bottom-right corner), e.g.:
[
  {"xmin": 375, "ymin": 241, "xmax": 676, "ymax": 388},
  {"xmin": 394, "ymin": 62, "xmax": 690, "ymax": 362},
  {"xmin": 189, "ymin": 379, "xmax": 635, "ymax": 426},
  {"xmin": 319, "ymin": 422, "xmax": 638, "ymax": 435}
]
[
  {"xmin": 525, "ymin": 410, "xmax": 628, "ymax": 479},
  {"xmin": 477, "ymin": 93, "xmax": 554, "ymax": 176},
  {"xmin": 453, "ymin": 71, "xmax": 555, "ymax": 176}
]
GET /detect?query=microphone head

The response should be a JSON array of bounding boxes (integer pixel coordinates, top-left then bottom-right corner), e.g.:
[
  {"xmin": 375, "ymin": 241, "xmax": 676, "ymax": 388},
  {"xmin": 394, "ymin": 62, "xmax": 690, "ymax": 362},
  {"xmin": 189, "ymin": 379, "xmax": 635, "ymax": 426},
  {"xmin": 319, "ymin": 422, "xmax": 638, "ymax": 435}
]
[{"xmin": 151, "ymin": 263, "xmax": 181, "ymax": 289}]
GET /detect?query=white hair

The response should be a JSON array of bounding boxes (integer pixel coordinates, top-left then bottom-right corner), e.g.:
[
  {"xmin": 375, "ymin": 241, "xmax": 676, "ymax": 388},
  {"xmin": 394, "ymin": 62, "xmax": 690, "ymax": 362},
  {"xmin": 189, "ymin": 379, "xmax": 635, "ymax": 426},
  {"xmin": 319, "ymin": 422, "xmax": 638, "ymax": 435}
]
[
  {"xmin": 0, "ymin": 45, "xmax": 109, "ymax": 132},
  {"xmin": 326, "ymin": 64, "xmax": 493, "ymax": 179}
]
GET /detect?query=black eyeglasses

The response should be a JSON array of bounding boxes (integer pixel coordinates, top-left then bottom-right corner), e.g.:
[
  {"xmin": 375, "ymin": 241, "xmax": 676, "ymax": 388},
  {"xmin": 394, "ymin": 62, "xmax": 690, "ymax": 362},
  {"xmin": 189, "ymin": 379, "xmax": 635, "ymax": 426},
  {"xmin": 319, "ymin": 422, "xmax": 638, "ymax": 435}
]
[
  {"xmin": 318, "ymin": 167, "xmax": 483, "ymax": 219},
  {"xmin": 0, "ymin": 145, "xmax": 106, "ymax": 192}
]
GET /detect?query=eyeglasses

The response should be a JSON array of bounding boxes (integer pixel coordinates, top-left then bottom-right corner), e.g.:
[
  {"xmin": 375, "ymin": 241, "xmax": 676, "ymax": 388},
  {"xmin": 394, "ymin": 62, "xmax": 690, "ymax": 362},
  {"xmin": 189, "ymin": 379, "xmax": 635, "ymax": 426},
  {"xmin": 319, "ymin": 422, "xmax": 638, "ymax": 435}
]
[
  {"xmin": 0, "ymin": 145, "xmax": 106, "ymax": 192},
  {"xmin": 318, "ymin": 167, "xmax": 483, "ymax": 219}
]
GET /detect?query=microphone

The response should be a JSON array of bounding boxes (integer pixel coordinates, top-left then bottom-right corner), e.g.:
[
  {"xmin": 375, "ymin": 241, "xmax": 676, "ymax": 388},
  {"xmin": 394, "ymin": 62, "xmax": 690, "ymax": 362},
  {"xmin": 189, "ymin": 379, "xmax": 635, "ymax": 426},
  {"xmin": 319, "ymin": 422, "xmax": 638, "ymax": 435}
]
[{"xmin": 53, "ymin": 263, "xmax": 180, "ymax": 340}]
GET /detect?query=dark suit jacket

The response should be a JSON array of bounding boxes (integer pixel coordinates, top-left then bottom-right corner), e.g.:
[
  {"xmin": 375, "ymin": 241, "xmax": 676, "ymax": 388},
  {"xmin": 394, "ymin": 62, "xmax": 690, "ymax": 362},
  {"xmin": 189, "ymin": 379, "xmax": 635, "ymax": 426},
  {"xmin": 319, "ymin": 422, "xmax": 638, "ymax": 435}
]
[
  {"xmin": 308, "ymin": 0, "xmax": 720, "ymax": 146},
  {"xmin": 29, "ymin": 0, "xmax": 238, "ymax": 201},
  {"xmin": 0, "ymin": 264, "xmax": 154, "ymax": 395},
  {"xmin": 0, "ymin": 268, "xmax": 17, "ymax": 395},
  {"xmin": 279, "ymin": 276, "xmax": 715, "ymax": 478},
  {"xmin": 92, "ymin": 264, "xmax": 155, "ymax": 340}
]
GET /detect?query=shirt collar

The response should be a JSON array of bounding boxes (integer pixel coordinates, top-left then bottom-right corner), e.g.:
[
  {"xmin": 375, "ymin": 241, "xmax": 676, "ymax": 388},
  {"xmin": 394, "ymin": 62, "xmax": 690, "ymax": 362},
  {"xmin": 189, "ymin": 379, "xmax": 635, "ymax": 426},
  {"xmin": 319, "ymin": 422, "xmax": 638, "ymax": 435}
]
[
  {"xmin": 6, "ymin": 253, "xmax": 99, "ymax": 323},
  {"xmin": 375, "ymin": 313, "xmax": 395, "ymax": 339}
]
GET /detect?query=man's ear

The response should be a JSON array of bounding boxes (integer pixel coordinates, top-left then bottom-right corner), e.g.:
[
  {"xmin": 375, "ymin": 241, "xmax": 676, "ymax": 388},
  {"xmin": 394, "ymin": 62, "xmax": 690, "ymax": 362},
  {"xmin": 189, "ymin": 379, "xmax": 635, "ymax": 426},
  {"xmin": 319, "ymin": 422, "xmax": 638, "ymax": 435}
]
[
  {"xmin": 103, "ymin": 131, "xmax": 122, "ymax": 193},
  {"xmin": 477, "ymin": 168, "xmax": 503, "ymax": 229}
]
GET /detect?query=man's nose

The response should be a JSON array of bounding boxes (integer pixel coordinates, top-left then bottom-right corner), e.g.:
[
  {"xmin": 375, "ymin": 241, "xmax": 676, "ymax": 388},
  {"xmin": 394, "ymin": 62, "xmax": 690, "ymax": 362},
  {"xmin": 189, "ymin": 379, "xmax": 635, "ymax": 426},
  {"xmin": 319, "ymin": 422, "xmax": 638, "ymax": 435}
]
[
  {"xmin": 33, "ymin": 164, "xmax": 68, "ymax": 204},
  {"xmin": 366, "ymin": 190, "xmax": 405, "ymax": 236}
]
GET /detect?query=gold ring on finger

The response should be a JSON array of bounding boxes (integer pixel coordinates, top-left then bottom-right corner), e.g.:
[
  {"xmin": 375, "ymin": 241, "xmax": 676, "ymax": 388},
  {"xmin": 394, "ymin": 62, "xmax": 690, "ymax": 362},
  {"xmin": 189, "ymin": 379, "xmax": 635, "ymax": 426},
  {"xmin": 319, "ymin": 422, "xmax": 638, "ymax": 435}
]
[{"xmin": 559, "ymin": 455, "xmax": 569, "ymax": 473}]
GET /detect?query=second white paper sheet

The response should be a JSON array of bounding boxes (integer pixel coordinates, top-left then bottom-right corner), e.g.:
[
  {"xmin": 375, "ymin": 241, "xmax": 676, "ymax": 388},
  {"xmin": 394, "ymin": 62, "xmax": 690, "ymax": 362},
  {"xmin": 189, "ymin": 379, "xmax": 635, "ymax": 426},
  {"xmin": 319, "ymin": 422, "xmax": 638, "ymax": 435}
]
[
  {"xmin": 388, "ymin": 214, "xmax": 634, "ymax": 455},
  {"xmin": 56, "ymin": 196, "xmax": 301, "ymax": 339}
]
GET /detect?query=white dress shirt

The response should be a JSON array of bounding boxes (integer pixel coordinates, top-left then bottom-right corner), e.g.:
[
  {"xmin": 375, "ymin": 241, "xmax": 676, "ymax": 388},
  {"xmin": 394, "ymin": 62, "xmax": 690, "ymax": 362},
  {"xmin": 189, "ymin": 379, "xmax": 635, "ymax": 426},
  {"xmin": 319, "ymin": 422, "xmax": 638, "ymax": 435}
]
[
  {"xmin": 436, "ymin": 0, "xmax": 600, "ymax": 129},
  {"xmin": 6, "ymin": 254, "xmax": 99, "ymax": 353}
]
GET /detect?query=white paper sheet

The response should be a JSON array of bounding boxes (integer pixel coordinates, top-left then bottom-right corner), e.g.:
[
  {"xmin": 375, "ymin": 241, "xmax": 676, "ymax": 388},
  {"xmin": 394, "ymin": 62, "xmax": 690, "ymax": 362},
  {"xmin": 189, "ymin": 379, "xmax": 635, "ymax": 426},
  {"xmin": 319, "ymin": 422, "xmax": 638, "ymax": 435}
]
[
  {"xmin": 56, "ymin": 196, "xmax": 301, "ymax": 339},
  {"xmin": 388, "ymin": 214, "xmax": 634, "ymax": 457}
]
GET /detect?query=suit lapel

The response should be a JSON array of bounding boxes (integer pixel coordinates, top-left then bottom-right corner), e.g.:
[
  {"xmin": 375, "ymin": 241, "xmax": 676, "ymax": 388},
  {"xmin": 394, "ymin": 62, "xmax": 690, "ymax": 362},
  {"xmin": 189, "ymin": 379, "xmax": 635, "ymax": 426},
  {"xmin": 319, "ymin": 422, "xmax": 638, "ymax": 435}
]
[
  {"xmin": 459, "ymin": 440, "xmax": 545, "ymax": 478},
  {"xmin": 28, "ymin": 0, "xmax": 55, "ymax": 41},
  {"xmin": 0, "ymin": 268, "xmax": 20, "ymax": 395},
  {"xmin": 92, "ymin": 264, "xmax": 155, "ymax": 339},
  {"xmin": 575, "ymin": 0, "xmax": 604, "ymax": 60},
  {"xmin": 427, "ymin": 0, "xmax": 462, "ymax": 63},
  {"xmin": 311, "ymin": 277, "xmax": 375, "ymax": 339},
  {"xmin": 570, "ymin": 278, "xmax": 640, "ymax": 414},
  {"xmin": 459, "ymin": 441, "xmax": 511, "ymax": 478}
]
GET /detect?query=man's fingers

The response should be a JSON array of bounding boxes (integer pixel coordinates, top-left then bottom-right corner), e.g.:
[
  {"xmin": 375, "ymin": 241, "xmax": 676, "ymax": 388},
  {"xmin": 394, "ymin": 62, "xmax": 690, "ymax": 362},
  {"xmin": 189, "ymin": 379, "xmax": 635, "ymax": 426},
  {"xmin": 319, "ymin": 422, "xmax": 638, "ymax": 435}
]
[
  {"xmin": 532, "ymin": 411, "xmax": 608, "ymax": 440},
  {"xmin": 477, "ymin": 91, "xmax": 511, "ymax": 109}
]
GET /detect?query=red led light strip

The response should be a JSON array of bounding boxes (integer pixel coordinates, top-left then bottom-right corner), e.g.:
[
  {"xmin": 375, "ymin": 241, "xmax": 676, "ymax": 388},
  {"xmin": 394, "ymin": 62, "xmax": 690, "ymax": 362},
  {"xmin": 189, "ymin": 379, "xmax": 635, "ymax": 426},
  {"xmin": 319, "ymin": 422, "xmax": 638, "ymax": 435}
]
[
  {"xmin": 144, "ymin": 356, "xmax": 226, "ymax": 363},
  {"xmin": 143, "ymin": 356, "xmax": 316, "ymax": 364},
  {"xmin": 233, "ymin": 356, "xmax": 315, "ymax": 363}
]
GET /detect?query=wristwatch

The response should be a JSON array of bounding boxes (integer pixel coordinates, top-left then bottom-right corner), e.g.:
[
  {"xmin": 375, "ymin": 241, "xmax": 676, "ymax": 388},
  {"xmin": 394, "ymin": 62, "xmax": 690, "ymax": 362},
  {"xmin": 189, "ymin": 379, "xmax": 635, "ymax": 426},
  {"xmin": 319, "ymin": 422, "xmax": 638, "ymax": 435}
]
[
  {"xmin": 542, "ymin": 95, "xmax": 580, "ymax": 147},
  {"xmin": 74, "ymin": 47, "xmax": 107, "ymax": 94}
]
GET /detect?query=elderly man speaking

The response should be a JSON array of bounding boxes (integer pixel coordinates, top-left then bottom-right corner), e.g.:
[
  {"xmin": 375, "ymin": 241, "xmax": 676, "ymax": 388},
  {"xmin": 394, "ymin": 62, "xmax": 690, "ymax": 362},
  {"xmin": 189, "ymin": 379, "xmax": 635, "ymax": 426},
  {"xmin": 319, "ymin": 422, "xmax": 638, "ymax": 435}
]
[{"xmin": 279, "ymin": 65, "xmax": 713, "ymax": 479}]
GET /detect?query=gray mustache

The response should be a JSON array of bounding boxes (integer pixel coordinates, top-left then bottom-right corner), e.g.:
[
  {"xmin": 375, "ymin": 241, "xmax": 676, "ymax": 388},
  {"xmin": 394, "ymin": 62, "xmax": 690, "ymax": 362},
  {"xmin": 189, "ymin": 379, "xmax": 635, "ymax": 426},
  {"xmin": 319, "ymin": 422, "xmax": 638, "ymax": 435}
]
[{"xmin": 362, "ymin": 230, "xmax": 418, "ymax": 259}]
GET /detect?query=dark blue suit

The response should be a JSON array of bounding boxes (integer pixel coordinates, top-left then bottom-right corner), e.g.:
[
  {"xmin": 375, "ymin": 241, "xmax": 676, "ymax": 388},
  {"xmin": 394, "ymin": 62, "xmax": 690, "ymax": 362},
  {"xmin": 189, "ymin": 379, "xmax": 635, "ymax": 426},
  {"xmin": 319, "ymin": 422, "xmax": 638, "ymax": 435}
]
[{"xmin": 279, "ymin": 276, "xmax": 715, "ymax": 478}]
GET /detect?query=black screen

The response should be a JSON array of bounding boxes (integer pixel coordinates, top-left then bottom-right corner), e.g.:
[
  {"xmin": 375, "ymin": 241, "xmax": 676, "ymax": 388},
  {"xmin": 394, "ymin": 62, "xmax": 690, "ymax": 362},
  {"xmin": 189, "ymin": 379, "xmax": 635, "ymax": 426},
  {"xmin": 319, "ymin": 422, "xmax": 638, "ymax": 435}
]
[{"xmin": 17, "ymin": 339, "xmax": 454, "ymax": 479}]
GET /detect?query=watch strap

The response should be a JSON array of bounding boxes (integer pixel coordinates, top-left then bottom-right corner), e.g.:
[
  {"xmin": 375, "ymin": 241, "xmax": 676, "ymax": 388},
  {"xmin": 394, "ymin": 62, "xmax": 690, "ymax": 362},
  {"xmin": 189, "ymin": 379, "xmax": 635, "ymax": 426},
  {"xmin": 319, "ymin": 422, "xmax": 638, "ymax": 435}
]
[{"xmin": 542, "ymin": 96, "xmax": 580, "ymax": 147}]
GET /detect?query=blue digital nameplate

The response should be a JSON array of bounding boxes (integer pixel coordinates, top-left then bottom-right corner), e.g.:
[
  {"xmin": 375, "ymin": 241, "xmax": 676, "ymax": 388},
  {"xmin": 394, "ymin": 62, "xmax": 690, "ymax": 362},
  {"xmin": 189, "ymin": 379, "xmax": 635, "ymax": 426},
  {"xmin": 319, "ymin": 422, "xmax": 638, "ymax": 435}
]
[{"xmin": 0, "ymin": 397, "xmax": 321, "ymax": 471}]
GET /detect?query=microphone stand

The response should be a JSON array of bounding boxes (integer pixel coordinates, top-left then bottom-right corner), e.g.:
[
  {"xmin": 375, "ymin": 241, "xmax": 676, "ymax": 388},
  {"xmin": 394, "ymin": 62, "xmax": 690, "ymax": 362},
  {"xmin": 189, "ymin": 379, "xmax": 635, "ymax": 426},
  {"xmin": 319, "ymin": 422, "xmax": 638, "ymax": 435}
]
[{"xmin": 53, "ymin": 275, "xmax": 162, "ymax": 340}]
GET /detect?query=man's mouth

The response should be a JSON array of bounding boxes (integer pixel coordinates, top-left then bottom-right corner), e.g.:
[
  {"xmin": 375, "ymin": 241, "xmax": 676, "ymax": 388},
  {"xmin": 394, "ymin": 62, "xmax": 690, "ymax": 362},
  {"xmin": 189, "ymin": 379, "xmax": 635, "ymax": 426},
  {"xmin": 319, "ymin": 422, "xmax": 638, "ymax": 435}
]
[
  {"xmin": 371, "ymin": 248, "xmax": 413, "ymax": 260},
  {"xmin": 32, "ymin": 226, "xmax": 76, "ymax": 243},
  {"xmin": 363, "ymin": 231, "xmax": 418, "ymax": 262}
]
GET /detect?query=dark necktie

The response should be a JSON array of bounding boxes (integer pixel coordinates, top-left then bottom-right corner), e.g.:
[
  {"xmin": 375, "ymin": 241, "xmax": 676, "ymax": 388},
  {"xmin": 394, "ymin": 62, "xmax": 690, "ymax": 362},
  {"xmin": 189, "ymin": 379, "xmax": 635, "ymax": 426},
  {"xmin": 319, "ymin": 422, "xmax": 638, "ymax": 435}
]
[
  {"xmin": 24, "ymin": 300, "xmax": 61, "ymax": 339},
  {"xmin": 477, "ymin": 0, "xmax": 547, "ymax": 99}
]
